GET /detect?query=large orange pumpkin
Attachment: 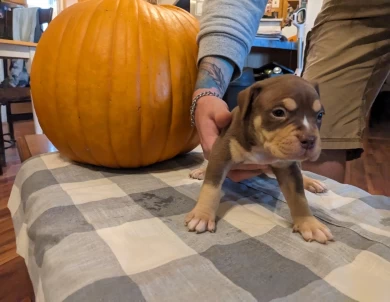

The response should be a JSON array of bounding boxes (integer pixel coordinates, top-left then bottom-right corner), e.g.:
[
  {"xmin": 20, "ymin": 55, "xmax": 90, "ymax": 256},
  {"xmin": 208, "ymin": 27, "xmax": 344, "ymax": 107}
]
[{"xmin": 30, "ymin": 0, "xmax": 200, "ymax": 168}]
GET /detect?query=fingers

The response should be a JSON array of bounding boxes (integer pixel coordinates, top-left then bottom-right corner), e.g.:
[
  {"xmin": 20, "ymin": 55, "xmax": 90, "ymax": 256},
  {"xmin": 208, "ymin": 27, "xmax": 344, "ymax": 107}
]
[
  {"xmin": 197, "ymin": 118, "xmax": 219, "ymax": 159},
  {"xmin": 194, "ymin": 96, "xmax": 231, "ymax": 159},
  {"xmin": 214, "ymin": 110, "xmax": 232, "ymax": 129}
]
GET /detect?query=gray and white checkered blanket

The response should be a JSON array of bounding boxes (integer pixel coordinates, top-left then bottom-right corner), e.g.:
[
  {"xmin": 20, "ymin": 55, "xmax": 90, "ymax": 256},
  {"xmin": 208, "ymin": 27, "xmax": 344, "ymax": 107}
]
[{"xmin": 8, "ymin": 149, "xmax": 390, "ymax": 302}]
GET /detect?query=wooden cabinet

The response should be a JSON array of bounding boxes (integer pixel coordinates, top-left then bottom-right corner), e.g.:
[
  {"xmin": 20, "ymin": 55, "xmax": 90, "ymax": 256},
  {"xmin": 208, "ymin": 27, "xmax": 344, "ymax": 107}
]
[
  {"xmin": 2, "ymin": 0, "xmax": 27, "ymax": 7},
  {"xmin": 266, "ymin": 0, "xmax": 301, "ymax": 21},
  {"xmin": 57, "ymin": 0, "xmax": 78, "ymax": 13}
]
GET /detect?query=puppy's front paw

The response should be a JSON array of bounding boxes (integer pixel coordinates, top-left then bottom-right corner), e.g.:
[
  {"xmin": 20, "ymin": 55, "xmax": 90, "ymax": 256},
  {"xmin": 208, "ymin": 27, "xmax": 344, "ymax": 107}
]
[
  {"xmin": 303, "ymin": 175, "xmax": 327, "ymax": 193},
  {"xmin": 293, "ymin": 216, "xmax": 333, "ymax": 244},
  {"xmin": 189, "ymin": 167, "xmax": 206, "ymax": 180},
  {"xmin": 185, "ymin": 207, "xmax": 216, "ymax": 233}
]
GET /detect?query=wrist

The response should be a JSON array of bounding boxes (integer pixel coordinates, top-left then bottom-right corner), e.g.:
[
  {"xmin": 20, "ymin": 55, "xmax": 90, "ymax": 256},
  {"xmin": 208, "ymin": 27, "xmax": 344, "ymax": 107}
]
[
  {"xmin": 194, "ymin": 56, "xmax": 234, "ymax": 97},
  {"xmin": 190, "ymin": 91, "xmax": 221, "ymax": 127},
  {"xmin": 192, "ymin": 87, "xmax": 220, "ymax": 99}
]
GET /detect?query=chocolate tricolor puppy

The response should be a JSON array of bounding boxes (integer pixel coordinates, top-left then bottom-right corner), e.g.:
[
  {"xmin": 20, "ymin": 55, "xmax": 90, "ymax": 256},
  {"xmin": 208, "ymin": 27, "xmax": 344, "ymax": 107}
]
[{"xmin": 186, "ymin": 75, "xmax": 333, "ymax": 244}]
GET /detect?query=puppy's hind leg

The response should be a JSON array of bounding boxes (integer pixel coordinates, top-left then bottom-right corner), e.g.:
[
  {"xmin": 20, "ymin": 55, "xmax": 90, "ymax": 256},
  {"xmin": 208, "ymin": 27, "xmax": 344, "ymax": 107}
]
[
  {"xmin": 189, "ymin": 161, "xmax": 208, "ymax": 180},
  {"xmin": 186, "ymin": 145, "xmax": 232, "ymax": 233},
  {"xmin": 302, "ymin": 174, "xmax": 327, "ymax": 194}
]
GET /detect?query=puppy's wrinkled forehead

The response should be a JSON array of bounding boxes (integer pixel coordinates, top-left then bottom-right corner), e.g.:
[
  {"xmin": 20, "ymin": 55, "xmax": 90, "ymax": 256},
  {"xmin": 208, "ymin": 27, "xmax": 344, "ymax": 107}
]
[{"xmin": 256, "ymin": 76, "xmax": 321, "ymax": 112}]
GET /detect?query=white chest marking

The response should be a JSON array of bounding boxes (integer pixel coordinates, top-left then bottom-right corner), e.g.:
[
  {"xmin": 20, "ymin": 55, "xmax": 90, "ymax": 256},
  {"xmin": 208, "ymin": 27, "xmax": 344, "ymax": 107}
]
[{"xmin": 303, "ymin": 116, "xmax": 310, "ymax": 128}]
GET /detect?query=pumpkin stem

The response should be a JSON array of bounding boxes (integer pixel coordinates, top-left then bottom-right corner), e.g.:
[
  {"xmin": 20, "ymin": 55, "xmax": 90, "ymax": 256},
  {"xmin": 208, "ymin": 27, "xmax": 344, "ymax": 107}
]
[{"xmin": 146, "ymin": 0, "xmax": 158, "ymax": 4}]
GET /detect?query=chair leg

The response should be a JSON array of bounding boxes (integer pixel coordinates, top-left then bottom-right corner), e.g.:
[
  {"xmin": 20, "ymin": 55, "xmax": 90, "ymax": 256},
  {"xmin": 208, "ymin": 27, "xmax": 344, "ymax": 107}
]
[
  {"xmin": 0, "ymin": 107, "xmax": 5, "ymax": 170},
  {"xmin": 6, "ymin": 103, "xmax": 15, "ymax": 142}
]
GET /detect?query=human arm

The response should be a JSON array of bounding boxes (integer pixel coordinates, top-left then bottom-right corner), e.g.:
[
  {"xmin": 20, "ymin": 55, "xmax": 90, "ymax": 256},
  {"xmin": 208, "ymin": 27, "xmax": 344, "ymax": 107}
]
[{"xmin": 194, "ymin": 0, "xmax": 268, "ymax": 181}]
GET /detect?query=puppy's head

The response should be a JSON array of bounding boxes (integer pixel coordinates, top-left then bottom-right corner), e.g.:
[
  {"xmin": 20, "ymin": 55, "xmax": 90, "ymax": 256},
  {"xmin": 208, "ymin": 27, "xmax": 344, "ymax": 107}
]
[{"xmin": 238, "ymin": 75, "xmax": 324, "ymax": 162}]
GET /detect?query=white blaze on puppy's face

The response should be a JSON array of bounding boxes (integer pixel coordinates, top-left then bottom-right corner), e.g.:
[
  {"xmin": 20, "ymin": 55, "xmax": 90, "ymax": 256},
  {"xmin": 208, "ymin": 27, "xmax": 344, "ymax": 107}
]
[{"xmin": 302, "ymin": 116, "xmax": 310, "ymax": 129}]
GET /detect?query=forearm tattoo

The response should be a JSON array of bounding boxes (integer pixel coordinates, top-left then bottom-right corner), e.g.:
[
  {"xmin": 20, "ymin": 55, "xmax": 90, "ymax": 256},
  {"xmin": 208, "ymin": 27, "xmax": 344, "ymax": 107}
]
[{"xmin": 195, "ymin": 56, "xmax": 235, "ymax": 96}]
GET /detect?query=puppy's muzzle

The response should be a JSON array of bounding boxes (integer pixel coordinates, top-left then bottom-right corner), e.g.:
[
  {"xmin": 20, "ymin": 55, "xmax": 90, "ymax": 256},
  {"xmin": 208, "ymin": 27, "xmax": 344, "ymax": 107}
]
[{"xmin": 298, "ymin": 135, "xmax": 317, "ymax": 150}]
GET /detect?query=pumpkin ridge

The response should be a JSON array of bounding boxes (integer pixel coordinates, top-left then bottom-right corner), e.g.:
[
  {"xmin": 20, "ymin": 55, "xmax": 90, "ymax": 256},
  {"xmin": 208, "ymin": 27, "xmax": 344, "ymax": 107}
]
[
  {"xmin": 126, "ymin": 0, "xmax": 140, "ymax": 167},
  {"xmin": 180, "ymin": 11, "xmax": 200, "ymax": 153},
  {"xmin": 169, "ymin": 9, "xmax": 197, "ymax": 152},
  {"xmin": 153, "ymin": 5, "xmax": 174, "ymax": 163},
  {"xmin": 179, "ymin": 11, "xmax": 199, "ymax": 63},
  {"xmin": 147, "ymin": 4, "xmax": 157, "ymax": 165},
  {"xmin": 135, "ymin": 0, "xmax": 143, "ymax": 166},
  {"xmin": 141, "ymin": 0, "xmax": 149, "ymax": 166},
  {"xmin": 75, "ymin": 0, "xmax": 107, "ymax": 166},
  {"xmin": 140, "ymin": 0, "xmax": 159, "ymax": 166},
  {"xmin": 182, "ymin": 12, "xmax": 201, "ymax": 153},
  {"xmin": 173, "ymin": 6, "xmax": 199, "ymax": 36},
  {"xmin": 106, "ymin": 0, "xmax": 121, "ymax": 168},
  {"xmin": 145, "ymin": 3, "xmax": 162, "ymax": 165},
  {"xmin": 53, "ymin": 10, "xmax": 86, "ymax": 162}
]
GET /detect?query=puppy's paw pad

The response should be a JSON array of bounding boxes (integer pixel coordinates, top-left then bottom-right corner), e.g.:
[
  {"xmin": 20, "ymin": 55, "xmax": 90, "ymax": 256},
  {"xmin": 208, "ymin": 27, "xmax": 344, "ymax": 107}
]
[
  {"xmin": 303, "ymin": 177, "xmax": 327, "ymax": 193},
  {"xmin": 189, "ymin": 168, "xmax": 206, "ymax": 180},
  {"xmin": 185, "ymin": 209, "xmax": 216, "ymax": 233},
  {"xmin": 293, "ymin": 216, "xmax": 333, "ymax": 244}
]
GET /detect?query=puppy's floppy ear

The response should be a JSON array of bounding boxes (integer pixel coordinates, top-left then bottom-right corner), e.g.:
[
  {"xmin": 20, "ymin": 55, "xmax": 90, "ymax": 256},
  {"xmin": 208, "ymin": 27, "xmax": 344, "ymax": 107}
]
[{"xmin": 237, "ymin": 81, "xmax": 263, "ymax": 120}]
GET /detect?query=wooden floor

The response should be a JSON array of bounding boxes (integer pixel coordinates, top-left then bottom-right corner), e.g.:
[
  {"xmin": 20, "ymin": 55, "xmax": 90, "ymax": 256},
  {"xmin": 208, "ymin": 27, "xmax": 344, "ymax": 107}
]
[
  {"xmin": 0, "ymin": 115, "xmax": 389, "ymax": 301},
  {"xmin": 0, "ymin": 121, "xmax": 35, "ymax": 302}
]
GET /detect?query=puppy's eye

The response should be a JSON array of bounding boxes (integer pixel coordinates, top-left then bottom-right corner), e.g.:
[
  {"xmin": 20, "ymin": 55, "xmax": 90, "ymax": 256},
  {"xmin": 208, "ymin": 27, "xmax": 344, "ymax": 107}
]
[
  {"xmin": 272, "ymin": 108, "xmax": 286, "ymax": 118},
  {"xmin": 317, "ymin": 112, "xmax": 324, "ymax": 121}
]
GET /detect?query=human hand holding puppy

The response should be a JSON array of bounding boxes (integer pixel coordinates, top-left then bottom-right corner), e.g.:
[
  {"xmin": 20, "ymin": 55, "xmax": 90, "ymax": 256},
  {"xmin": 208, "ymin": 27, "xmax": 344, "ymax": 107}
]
[{"xmin": 194, "ymin": 56, "xmax": 268, "ymax": 182}]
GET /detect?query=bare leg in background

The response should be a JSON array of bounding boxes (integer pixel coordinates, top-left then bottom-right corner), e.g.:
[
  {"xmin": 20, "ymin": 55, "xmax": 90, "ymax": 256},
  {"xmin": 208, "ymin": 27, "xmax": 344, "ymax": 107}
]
[{"xmin": 302, "ymin": 150, "xmax": 346, "ymax": 183}]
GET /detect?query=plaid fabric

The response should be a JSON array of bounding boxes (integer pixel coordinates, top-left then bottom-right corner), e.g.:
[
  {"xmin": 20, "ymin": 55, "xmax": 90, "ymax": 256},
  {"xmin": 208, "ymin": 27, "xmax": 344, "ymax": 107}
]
[{"xmin": 8, "ymin": 148, "xmax": 390, "ymax": 302}]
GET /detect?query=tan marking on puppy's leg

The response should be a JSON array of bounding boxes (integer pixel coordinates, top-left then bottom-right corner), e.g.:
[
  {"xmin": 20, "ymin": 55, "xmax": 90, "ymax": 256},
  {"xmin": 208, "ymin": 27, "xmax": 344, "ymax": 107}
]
[
  {"xmin": 185, "ymin": 183, "xmax": 222, "ymax": 233},
  {"xmin": 312, "ymin": 99, "xmax": 321, "ymax": 112},
  {"xmin": 186, "ymin": 138, "xmax": 232, "ymax": 233},
  {"xmin": 272, "ymin": 162, "xmax": 333, "ymax": 244},
  {"xmin": 282, "ymin": 98, "xmax": 297, "ymax": 111}
]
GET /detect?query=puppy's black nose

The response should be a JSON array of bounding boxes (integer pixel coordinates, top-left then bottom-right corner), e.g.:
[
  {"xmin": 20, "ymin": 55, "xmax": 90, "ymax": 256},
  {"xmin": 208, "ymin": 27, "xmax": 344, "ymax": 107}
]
[{"xmin": 299, "ymin": 135, "xmax": 316, "ymax": 150}]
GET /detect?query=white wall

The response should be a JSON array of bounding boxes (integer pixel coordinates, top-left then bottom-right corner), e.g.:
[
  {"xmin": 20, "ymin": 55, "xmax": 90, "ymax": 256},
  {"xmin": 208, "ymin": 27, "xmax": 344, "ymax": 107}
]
[{"xmin": 304, "ymin": 0, "xmax": 323, "ymax": 38}]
